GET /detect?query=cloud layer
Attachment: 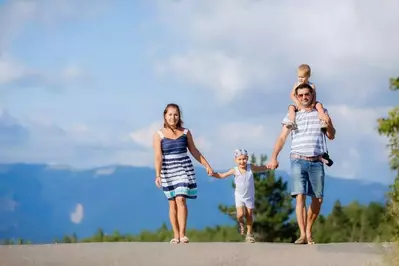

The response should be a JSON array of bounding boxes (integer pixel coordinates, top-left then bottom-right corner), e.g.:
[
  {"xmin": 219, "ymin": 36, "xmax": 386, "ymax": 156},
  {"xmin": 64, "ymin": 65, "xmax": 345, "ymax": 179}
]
[
  {"xmin": 156, "ymin": 0, "xmax": 399, "ymax": 104},
  {"xmin": 0, "ymin": 1, "xmax": 397, "ymax": 185}
]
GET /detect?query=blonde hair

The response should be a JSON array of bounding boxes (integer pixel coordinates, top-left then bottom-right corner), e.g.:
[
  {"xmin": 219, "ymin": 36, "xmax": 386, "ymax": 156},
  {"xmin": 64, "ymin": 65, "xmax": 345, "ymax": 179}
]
[{"xmin": 298, "ymin": 64, "xmax": 311, "ymax": 77}]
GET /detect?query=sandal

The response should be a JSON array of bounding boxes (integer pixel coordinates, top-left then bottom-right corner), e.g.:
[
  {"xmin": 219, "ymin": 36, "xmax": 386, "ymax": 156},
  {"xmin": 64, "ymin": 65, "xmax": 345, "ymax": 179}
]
[
  {"xmin": 307, "ymin": 237, "xmax": 315, "ymax": 245},
  {"xmin": 237, "ymin": 221, "xmax": 245, "ymax": 235},
  {"xmin": 180, "ymin": 236, "xmax": 189, "ymax": 243},
  {"xmin": 245, "ymin": 234, "xmax": 255, "ymax": 243},
  {"xmin": 286, "ymin": 121, "xmax": 297, "ymax": 130},
  {"xmin": 294, "ymin": 237, "xmax": 307, "ymax": 244},
  {"xmin": 169, "ymin": 238, "xmax": 179, "ymax": 244}
]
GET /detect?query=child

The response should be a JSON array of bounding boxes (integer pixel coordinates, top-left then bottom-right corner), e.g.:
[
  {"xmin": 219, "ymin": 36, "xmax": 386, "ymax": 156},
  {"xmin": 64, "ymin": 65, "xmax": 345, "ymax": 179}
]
[
  {"xmin": 211, "ymin": 149, "xmax": 269, "ymax": 243},
  {"xmin": 286, "ymin": 64, "xmax": 331, "ymax": 130}
]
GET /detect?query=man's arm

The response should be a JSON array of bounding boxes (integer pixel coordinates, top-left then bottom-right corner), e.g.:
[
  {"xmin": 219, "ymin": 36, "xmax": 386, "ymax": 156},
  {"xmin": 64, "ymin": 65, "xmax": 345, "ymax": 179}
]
[
  {"xmin": 325, "ymin": 118, "xmax": 336, "ymax": 140},
  {"xmin": 251, "ymin": 164, "xmax": 270, "ymax": 173},
  {"xmin": 271, "ymin": 125, "xmax": 291, "ymax": 160},
  {"xmin": 267, "ymin": 125, "xmax": 291, "ymax": 170}
]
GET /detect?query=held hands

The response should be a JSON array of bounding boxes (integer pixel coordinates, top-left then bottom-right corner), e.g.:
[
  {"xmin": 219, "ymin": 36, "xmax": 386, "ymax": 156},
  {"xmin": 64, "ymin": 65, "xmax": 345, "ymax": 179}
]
[
  {"xmin": 206, "ymin": 165, "xmax": 214, "ymax": 176},
  {"xmin": 267, "ymin": 159, "xmax": 279, "ymax": 170}
]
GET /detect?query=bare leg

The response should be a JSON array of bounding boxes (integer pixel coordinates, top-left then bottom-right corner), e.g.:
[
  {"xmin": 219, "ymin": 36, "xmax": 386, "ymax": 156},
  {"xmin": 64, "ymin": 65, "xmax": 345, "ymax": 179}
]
[
  {"xmin": 295, "ymin": 194, "xmax": 307, "ymax": 243},
  {"xmin": 315, "ymin": 102, "xmax": 330, "ymax": 126},
  {"xmin": 175, "ymin": 196, "xmax": 188, "ymax": 241},
  {"xmin": 245, "ymin": 207, "xmax": 254, "ymax": 235},
  {"xmin": 168, "ymin": 200, "xmax": 180, "ymax": 241},
  {"xmin": 306, "ymin": 197, "xmax": 323, "ymax": 244},
  {"xmin": 236, "ymin": 207, "xmax": 245, "ymax": 235},
  {"xmin": 288, "ymin": 105, "xmax": 297, "ymax": 122},
  {"xmin": 287, "ymin": 105, "xmax": 297, "ymax": 129},
  {"xmin": 245, "ymin": 207, "xmax": 255, "ymax": 243}
]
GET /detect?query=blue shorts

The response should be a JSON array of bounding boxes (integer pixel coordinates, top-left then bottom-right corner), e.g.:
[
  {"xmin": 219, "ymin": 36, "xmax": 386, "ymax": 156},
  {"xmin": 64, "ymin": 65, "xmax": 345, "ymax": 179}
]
[{"xmin": 290, "ymin": 158, "xmax": 325, "ymax": 198}]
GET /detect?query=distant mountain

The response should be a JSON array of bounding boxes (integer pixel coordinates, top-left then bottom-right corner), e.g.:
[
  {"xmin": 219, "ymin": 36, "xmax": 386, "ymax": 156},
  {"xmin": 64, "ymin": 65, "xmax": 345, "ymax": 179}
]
[{"xmin": 0, "ymin": 163, "xmax": 389, "ymax": 243}]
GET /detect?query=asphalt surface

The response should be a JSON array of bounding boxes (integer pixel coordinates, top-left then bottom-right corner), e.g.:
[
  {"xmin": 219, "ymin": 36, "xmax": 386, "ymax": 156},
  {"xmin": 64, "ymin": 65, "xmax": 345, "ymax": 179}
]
[{"xmin": 0, "ymin": 242, "xmax": 394, "ymax": 266}]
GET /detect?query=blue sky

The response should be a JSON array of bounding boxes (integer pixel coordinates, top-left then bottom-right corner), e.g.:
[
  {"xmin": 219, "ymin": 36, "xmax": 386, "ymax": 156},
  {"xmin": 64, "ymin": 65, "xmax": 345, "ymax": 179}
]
[{"xmin": 0, "ymin": 0, "xmax": 398, "ymax": 184}]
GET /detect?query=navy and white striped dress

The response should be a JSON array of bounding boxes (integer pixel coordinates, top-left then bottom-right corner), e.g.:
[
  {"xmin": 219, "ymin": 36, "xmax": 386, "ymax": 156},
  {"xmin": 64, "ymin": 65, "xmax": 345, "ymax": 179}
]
[{"xmin": 157, "ymin": 128, "xmax": 197, "ymax": 200}]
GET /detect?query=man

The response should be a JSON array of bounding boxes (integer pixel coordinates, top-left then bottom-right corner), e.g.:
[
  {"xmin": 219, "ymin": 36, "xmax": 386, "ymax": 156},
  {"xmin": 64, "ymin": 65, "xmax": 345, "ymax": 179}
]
[{"xmin": 267, "ymin": 83, "xmax": 336, "ymax": 245}]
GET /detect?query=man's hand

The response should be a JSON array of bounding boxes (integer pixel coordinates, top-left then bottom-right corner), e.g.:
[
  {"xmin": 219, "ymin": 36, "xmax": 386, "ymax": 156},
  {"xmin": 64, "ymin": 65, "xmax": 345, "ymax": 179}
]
[{"xmin": 267, "ymin": 158, "xmax": 279, "ymax": 170}]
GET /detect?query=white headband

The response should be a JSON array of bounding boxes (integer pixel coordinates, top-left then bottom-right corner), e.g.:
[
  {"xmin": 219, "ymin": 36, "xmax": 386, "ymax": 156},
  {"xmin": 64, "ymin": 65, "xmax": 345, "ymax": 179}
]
[{"xmin": 234, "ymin": 149, "xmax": 248, "ymax": 157}]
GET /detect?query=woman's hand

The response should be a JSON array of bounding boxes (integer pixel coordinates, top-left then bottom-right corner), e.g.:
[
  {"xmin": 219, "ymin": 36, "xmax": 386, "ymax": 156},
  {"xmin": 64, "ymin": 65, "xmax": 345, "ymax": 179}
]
[
  {"xmin": 155, "ymin": 177, "xmax": 161, "ymax": 188},
  {"xmin": 206, "ymin": 165, "xmax": 214, "ymax": 176}
]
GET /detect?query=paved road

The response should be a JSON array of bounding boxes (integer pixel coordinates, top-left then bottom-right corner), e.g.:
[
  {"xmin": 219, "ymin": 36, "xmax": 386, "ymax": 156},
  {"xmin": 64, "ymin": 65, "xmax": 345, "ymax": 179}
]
[{"xmin": 0, "ymin": 242, "xmax": 394, "ymax": 266}]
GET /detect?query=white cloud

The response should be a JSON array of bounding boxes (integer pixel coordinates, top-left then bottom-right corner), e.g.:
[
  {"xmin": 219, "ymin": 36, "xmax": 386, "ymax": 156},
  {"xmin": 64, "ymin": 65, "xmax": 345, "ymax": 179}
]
[
  {"xmin": 155, "ymin": 0, "xmax": 399, "ymax": 103},
  {"xmin": 322, "ymin": 105, "xmax": 394, "ymax": 180},
  {"xmin": 0, "ymin": 55, "xmax": 90, "ymax": 88},
  {"xmin": 157, "ymin": 51, "xmax": 268, "ymax": 103},
  {"xmin": 129, "ymin": 121, "xmax": 163, "ymax": 148},
  {"xmin": 195, "ymin": 136, "xmax": 211, "ymax": 153},
  {"xmin": 95, "ymin": 167, "xmax": 115, "ymax": 176},
  {"xmin": 0, "ymin": 196, "xmax": 18, "ymax": 212},
  {"xmin": 0, "ymin": 56, "xmax": 26, "ymax": 84},
  {"xmin": 0, "ymin": 109, "xmax": 142, "ymax": 168},
  {"xmin": 70, "ymin": 203, "xmax": 84, "ymax": 224},
  {"xmin": 0, "ymin": 0, "xmax": 102, "ymax": 89}
]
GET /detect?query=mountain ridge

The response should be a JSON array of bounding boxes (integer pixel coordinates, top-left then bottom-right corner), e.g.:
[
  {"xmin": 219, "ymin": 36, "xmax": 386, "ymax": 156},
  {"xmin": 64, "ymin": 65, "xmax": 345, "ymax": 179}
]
[{"xmin": 0, "ymin": 162, "xmax": 389, "ymax": 243}]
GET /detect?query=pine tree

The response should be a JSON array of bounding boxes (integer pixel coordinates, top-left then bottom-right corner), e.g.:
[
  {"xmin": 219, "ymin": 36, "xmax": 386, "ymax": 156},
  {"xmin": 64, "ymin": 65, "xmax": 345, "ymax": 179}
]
[
  {"xmin": 218, "ymin": 154, "xmax": 296, "ymax": 242},
  {"xmin": 326, "ymin": 200, "xmax": 351, "ymax": 242},
  {"xmin": 378, "ymin": 78, "xmax": 399, "ymax": 234}
]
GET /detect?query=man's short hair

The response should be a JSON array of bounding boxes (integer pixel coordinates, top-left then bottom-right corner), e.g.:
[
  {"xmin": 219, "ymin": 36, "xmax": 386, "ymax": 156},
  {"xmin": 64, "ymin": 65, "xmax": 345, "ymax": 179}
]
[{"xmin": 295, "ymin": 83, "xmax": 314, "ymax": 95}]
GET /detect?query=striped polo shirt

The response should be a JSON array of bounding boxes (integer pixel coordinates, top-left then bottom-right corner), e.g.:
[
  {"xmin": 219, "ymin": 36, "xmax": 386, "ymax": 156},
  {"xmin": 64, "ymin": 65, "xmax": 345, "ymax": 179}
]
[{"xmin": 282, "ymin": 108, "xmax": 328, "ymax": 157}]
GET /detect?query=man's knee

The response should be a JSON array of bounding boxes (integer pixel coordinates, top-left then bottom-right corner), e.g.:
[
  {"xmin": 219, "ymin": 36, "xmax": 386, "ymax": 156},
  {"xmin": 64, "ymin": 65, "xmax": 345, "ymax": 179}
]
[
  {"xmin": 312, "ymin": 197, "xmax": 323, "ymax": 205},
  {"xmin": 295, "ymin": 194, "xmax": 306, "ymax": 205}
]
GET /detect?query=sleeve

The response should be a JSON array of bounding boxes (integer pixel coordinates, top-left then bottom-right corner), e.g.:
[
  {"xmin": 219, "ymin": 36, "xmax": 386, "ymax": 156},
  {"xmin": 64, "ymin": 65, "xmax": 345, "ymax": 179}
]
[{"xmin": 281, "ymin": 112, "xmax": 291, "ymax": 126}]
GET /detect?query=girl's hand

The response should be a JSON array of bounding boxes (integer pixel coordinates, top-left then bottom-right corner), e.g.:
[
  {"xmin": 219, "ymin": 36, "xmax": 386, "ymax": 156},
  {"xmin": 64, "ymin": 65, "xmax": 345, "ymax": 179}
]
[
  {"xmin": 155, "ymin": 177, "xmax": 161, "ymax": 188},
  {"xmin": 206, "ymin": 166, "xmax": 214, "ymax": 176}
]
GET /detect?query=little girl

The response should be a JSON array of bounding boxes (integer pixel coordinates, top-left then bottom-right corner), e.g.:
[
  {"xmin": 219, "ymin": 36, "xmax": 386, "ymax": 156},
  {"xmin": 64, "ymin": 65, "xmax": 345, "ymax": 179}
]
[{"xmin": 211, "ymin": 149, "xmax": 269, "ymax": 243}]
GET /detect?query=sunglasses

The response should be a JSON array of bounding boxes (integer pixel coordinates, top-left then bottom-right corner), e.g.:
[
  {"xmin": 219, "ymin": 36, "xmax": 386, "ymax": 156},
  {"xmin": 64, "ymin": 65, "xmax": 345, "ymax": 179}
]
[{"xmin": 297, "ymin": 92, "xmax": 311, "ymax": 98}]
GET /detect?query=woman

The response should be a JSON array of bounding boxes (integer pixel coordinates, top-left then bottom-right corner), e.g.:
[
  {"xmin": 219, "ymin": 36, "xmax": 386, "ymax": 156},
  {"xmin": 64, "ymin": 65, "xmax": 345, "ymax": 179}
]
[{"xmin": 153, "ymin": 103, "xmax": 214, "ymax": 244}]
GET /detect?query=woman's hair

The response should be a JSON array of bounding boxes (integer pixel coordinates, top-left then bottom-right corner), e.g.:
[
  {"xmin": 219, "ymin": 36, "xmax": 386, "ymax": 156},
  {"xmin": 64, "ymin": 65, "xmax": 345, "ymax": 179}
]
[{"xmin": 163, "ymin": 103, "xmax": 184, "ymax": 132}]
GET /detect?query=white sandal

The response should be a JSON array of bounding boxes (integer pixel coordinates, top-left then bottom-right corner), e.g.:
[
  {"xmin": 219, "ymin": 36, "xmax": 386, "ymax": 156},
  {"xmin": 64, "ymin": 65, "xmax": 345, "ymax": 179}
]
[
  {"xmin": 169, "ymin": 238, "xmax": 179, "ymax": 244},
  {"xmin": 245, "ymin": 234, "xmax": 255, "ymax": 243},
  {"xmin": 179, "ymin": 236, "xmax": 189, "ymax": 243}
]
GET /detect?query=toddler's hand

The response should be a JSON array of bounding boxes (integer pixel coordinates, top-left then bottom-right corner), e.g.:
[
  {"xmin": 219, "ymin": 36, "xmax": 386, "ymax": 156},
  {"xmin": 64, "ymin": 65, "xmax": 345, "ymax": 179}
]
[{"xmin": 319, "ymin": 113, "xmax": 330, "ymax": 123}]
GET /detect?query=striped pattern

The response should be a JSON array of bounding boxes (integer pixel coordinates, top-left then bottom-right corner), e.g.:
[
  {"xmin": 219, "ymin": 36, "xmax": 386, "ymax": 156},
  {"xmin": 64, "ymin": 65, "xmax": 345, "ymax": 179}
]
[
  {"xmin": 282, "ymin": 108, "xmax": 328, "ymax": 157},
  {"xmin": 158, "ymin": 129, "xmax": 197, "ymax": 200}
]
